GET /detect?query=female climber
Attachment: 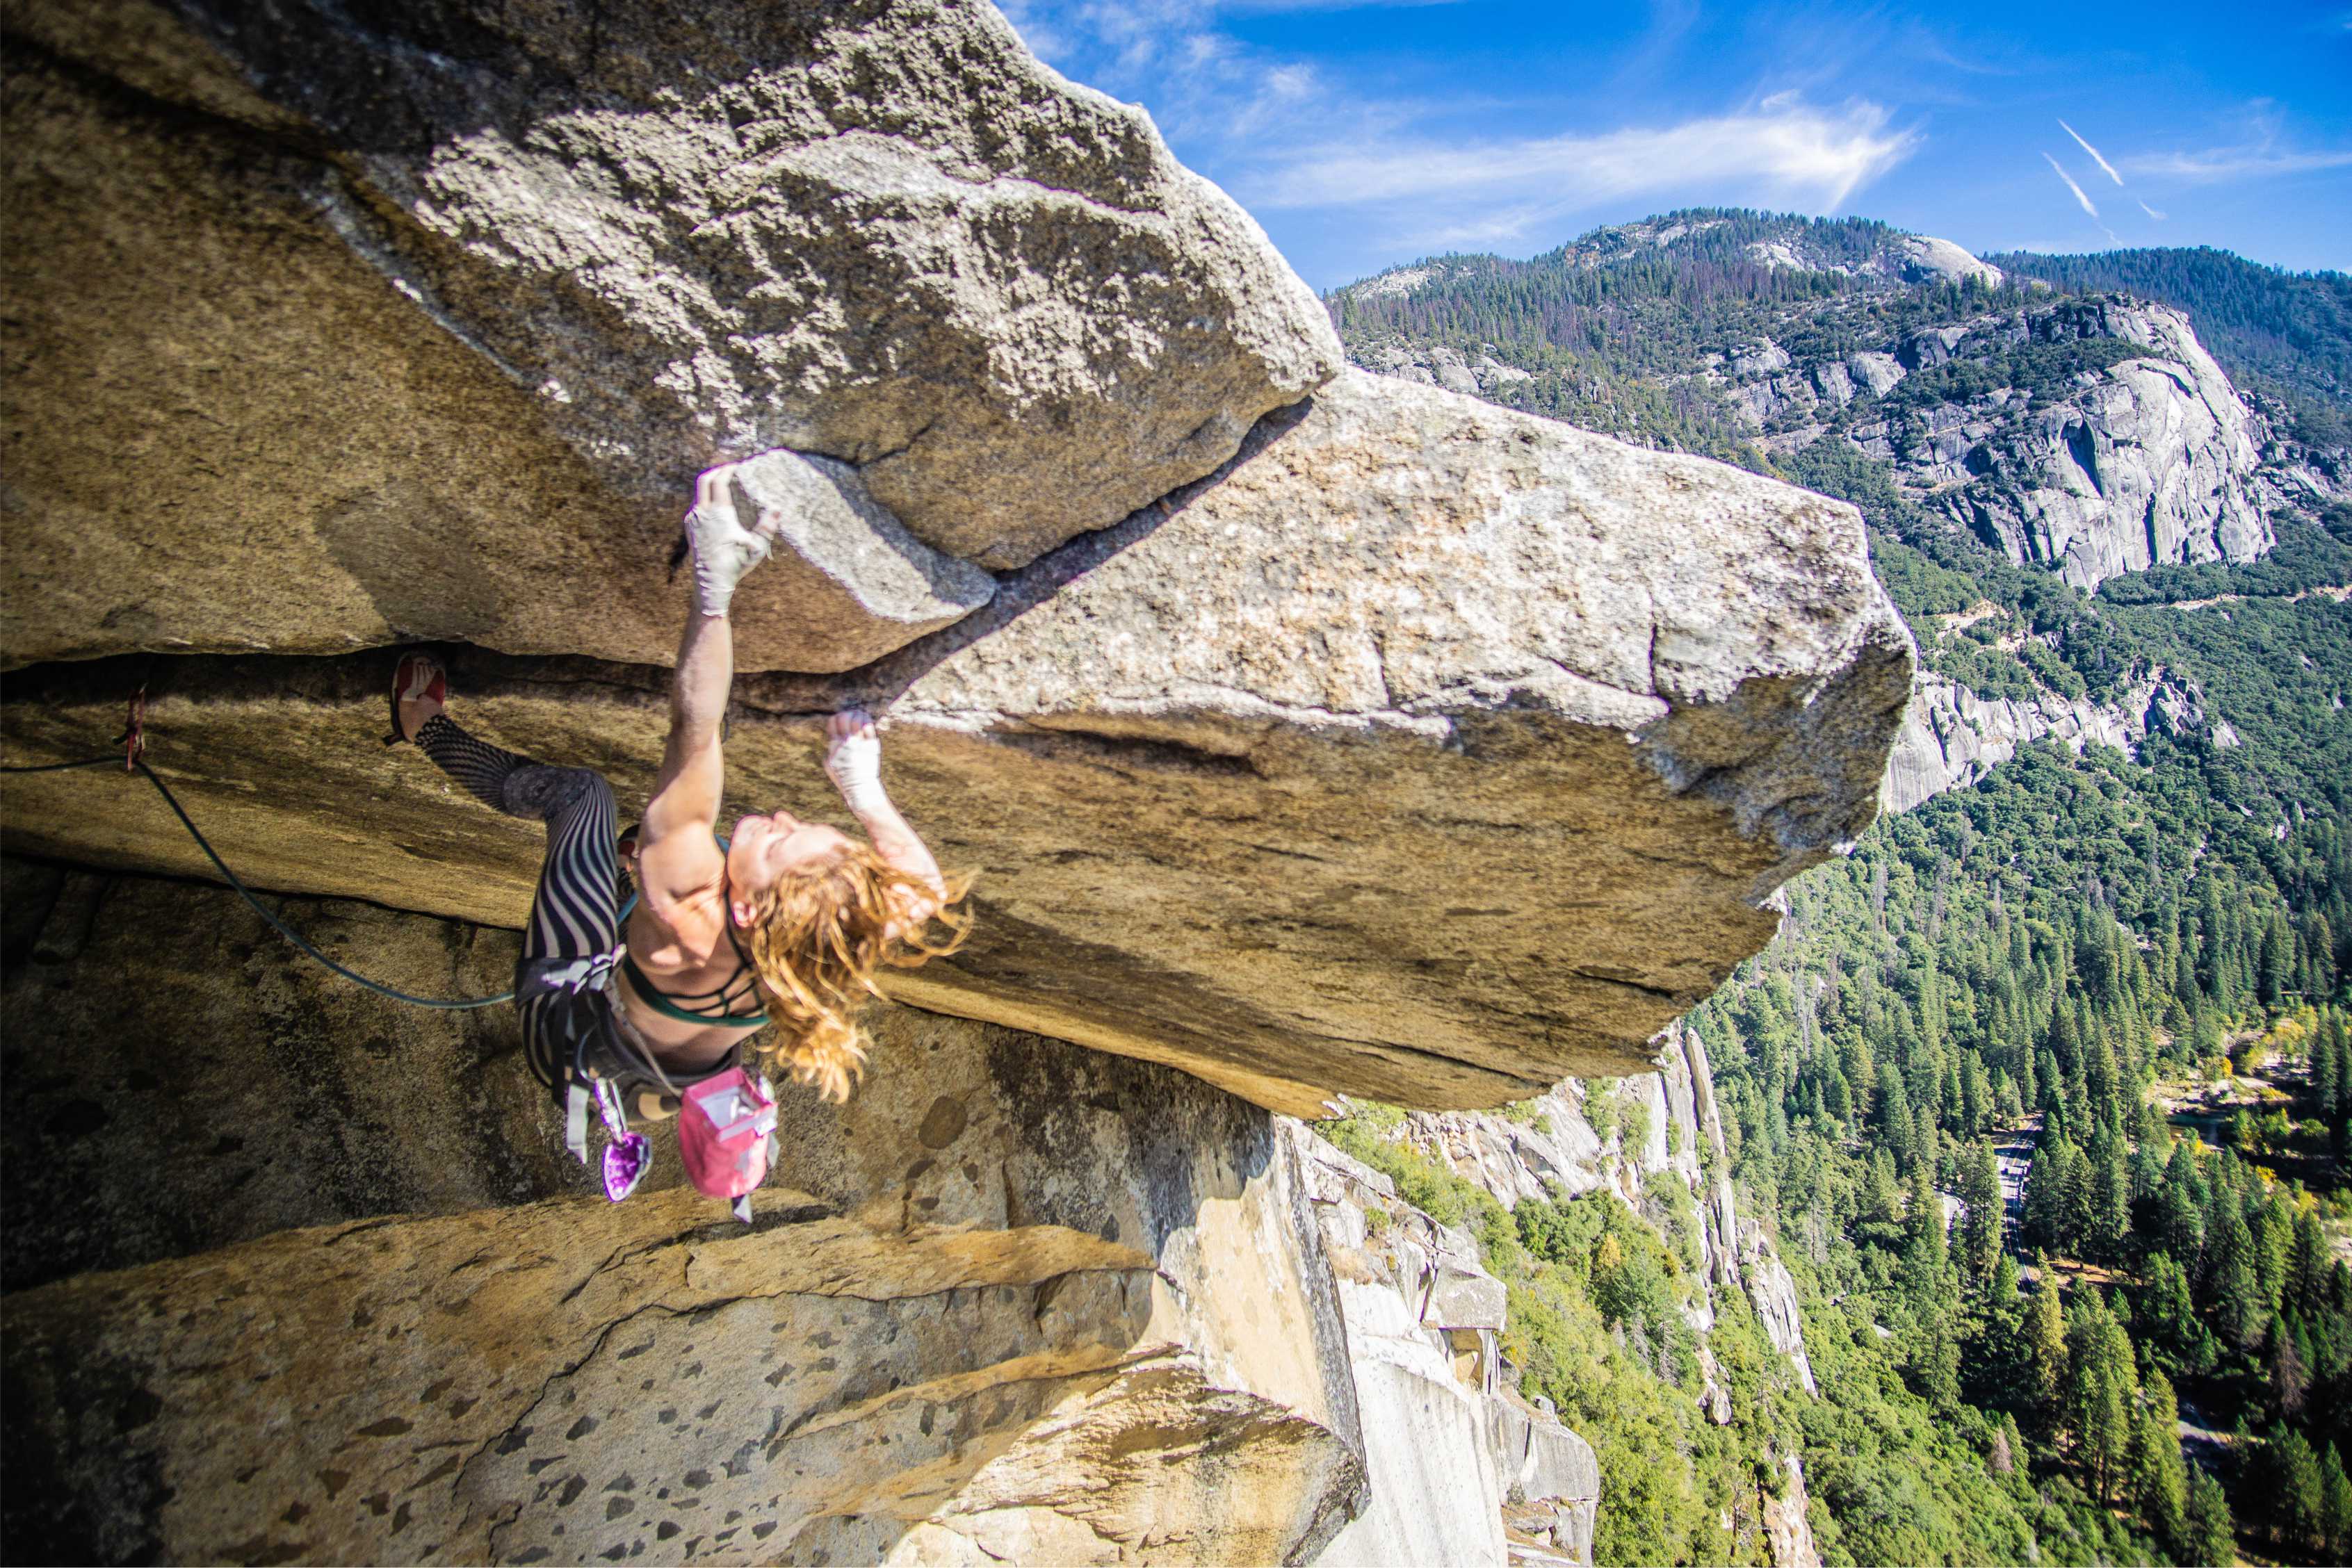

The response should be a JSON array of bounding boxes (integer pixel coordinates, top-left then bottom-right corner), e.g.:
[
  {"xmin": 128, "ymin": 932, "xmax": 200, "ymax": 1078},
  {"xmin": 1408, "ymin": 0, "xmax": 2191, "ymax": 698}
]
[{"xmin": 385, "ymin": 459, "xmax": 968, "ymax": 1165}]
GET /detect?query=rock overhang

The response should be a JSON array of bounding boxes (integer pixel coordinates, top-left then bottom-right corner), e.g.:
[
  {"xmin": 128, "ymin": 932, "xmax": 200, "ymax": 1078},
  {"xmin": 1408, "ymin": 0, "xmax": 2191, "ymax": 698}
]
[
  {"xmin": 3, "ymin": 374, "xmax": 1917, "ymax": 1118},
  {"xmin": 3, "ymin": 0, "xmax": 1343, "ymax": 671}
]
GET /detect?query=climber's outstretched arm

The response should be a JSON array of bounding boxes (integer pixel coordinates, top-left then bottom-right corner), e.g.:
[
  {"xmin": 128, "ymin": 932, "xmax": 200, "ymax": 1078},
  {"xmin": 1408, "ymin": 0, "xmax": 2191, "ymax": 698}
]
[
  {"xmin": 825, "ymin": 708, "xmax": 947, "ymax": 933},
  {"xmin": 640, "ymin": 466, "xmax": 767, "ymax": 897},
  {"xmin": 642, "ymin": 603, "xmax": 731, "ymax": 852}
]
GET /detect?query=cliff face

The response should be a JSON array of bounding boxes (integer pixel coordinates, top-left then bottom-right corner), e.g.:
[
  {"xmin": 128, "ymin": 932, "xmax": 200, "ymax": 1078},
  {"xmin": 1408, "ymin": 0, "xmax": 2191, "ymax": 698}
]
[
  {"xmin": 0, "ymin": 3, "xmax": 1920, "ymax": 1563},
  {"xmin": 3, "ymin": 859, "xmax": 1364, "ymax": 1565},
  {"xmin": 1325, "ymin": 1024, "xmax": 1824, "ymax": 1565},
  {"xmin": 1385, "ymin": 1025, "xmax": 1819, "ymax": 1401},
  {"xmin": 1297, "ymin": 1136, "xmax": 1601, "ymax": 1568},
  {"xmin": 1880, "ymin": 666, "xmax": 2230, "ymax": 813},
  {"xmin": 1867, "ymin": 303, "xmax": 2273, "ymax": 590}
]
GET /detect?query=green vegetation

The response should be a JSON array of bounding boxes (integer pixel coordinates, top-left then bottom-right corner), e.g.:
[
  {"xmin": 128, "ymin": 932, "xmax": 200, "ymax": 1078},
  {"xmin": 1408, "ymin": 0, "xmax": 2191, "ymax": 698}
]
[
  {"xmin": 1329, "ymin": 213, "xmax": 2352, "ymax": 1564},
  {"xmin": 1321, "ymin": 1110, "xmax": 1797, "ymax": 1567},
  {"xmin": 1685, "ymin": 719, "xmax": 2351, "ymax": 1563},
  {"xmin": 1329, "ymin": 209, "xmax": 2033, "ymax": 464}
]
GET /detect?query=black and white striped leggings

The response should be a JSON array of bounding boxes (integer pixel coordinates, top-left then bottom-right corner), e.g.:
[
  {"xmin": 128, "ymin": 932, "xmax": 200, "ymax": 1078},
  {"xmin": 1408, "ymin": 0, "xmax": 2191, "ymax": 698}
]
[{"xmin": 415, "ymin": 713, "xmax": 622, "ymax": 1100}]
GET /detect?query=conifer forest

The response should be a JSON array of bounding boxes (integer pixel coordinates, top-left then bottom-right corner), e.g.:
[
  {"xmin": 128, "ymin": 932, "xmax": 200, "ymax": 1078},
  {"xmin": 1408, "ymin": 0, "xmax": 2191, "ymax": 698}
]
[{"xmin": 1327, "ymin": 215, "xmax": 2352, "ymax": 1567}]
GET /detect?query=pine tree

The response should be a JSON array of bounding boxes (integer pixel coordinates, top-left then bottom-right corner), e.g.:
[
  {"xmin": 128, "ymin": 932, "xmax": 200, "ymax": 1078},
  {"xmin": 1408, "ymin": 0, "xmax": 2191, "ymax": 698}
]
[
  {"xmin": 2205, "ymin": 1201, "xmax": 2266, "ymax": 1352},
  {"xmin": 2025, "ymin": 1262, "xmax": 2068, "ymax": 1434},
  {"xmin": 2261, "ymin": 908, "xmax": 2295, "ymax": 1008},
  {"xmin": 1959, "ymin": 1141, "xmax": 2004, "ymax": 1281},
  {"xmin": 2143, "ymin": 1252, "xmax": 2216, "ymax": 1377},
  {"xmin": 2275, "ymin": 1426, "xmax": 2324, "ymax": 1555},
  {"xmin": 2132, "ymin": 1372, "xmax": 2189, "ymax": 1556},
  {"xmin": 2161, "ymin": 1143, "xmax": 2207, "ymax": 1263},
  {"xmin": 2185, "ymin": 1467, "xmax": 2235, "ymax": 1567},
  {"xmin": 2065, "ymin": 1289, "xmax": 2139, "ymax": 1502},
  {"xmin": 2255, "ymin": 1195, "xmax": 2295, "ymax": 1316},
  {"xmin": 2058, "ymin": 1138, "xmax": 2095, "ymax": 1256},
  {"xmin": 2315, "ymin": 1022, "xmax": 2343, "ymax": 1123},
  {"xmin": 2320, "ymin": 1444, "xmax": 2352, "ymax": 1567},
  {"xmin": 2022, "ymin": 1136, "xmax": 2075, "ymax": 1254},
  {"xmin": 2089, "ymin": 1125, "xmax": 2132, "ymax": 1263}
]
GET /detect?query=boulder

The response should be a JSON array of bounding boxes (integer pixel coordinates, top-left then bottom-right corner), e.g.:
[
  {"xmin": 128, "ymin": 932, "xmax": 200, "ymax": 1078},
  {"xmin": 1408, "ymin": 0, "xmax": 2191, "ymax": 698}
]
[
  {"xmin": 1879, "ymin": 668, "xmax": 2210, "ymax": 815},
  {"xmin": 1847, "ymin": 352, "xmax": 1906, "ymax": 399},
  {"xmin": 1892, "ymin": 236, "xmax": 2002, "ymax": 290},
  {"xmin": 2, "ymin": 0, "xmax": 1340, "ymax": 669},
  {"xmin": 3, "ymin": 370, "xmax": 1914, "ymax": 1116},
  {"xmin": 1, "ymin": 883, "xmax": 1367, "ymax": 1565}
]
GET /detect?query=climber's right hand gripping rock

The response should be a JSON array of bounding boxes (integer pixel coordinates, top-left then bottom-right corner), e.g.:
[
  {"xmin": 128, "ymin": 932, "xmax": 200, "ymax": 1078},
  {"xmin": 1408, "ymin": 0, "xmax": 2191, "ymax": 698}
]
[{"xmin": 685, "ymin": 461, "xmax": 780, "ymax": 619}]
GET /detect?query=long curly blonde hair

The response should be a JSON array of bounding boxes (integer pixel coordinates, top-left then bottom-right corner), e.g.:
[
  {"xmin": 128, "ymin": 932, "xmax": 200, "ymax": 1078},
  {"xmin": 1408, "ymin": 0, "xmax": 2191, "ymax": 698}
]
[{"xmin": 737, "ymin": 844, "xmax": 969, "ymax": 1102}]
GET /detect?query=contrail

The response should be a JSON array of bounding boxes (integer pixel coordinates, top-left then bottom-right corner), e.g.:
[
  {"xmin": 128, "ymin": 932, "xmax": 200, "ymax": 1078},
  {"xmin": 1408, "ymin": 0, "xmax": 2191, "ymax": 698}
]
[
  {"xmin": 2043, "ymin": 153, "xmax": 2100, "ymax": 218},
  {"xmin": 2059, "ymin": 120, "xmax": 2124, "ymax": 185},
  {"xmin": 2137, "ymin": 199, "xmax": 2167, "ymax": 220}
]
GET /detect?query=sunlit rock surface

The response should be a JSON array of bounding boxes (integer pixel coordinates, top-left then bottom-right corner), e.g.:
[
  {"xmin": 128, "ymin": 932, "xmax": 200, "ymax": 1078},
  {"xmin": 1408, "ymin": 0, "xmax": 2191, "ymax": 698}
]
[
  {"xmin": 2, "ymin": 0, "xmax": 1340, "ymax": 669},
  {"xmin": 1, "ymin": 370, "xmax": 1913, "ymax": 1116},
  {"xmin": 0, "ymin": 901, "xmax": 1366, "ymax": 1565}
]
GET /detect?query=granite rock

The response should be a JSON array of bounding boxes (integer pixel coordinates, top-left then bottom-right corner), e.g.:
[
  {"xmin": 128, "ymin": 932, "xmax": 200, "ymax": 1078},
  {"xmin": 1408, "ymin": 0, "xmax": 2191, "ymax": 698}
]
[
  {"xmin": 3, "ymin": 370, "xmax": 1915, "ymax": 1116},
  {"xmin": 3, "ymin": 0, "xmax": 1340, "ymax": 667},
  {"xmin": 1, "ymin": 947, "xmax": 1366, "ymax": 1565}
]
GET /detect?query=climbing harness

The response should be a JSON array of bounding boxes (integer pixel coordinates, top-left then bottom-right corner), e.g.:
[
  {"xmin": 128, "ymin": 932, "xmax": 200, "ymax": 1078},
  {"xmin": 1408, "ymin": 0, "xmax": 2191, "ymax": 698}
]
[{"xmin": 0, "ymin": 690, "xmax": 514, "ymax": 1010}]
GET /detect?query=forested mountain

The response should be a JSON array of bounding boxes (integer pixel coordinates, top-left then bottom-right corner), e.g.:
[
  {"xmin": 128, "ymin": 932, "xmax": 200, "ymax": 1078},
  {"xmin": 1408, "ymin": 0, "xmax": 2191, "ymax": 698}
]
[{"xmin": 1320, "ymin": 215, "xmax": 2352, "ymax": 1567}]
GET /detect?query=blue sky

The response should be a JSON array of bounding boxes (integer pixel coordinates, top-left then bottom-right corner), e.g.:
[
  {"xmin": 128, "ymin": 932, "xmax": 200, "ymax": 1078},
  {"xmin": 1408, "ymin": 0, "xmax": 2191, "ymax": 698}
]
[{"xmin": 998, "ymin": 0, "xmax": 2352, "ymax": 290}]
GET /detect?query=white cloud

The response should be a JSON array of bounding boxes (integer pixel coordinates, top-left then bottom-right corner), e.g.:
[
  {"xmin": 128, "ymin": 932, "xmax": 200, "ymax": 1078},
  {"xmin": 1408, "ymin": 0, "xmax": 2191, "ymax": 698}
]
[
  {"xmin": 2042, "ymin": 153, "xmax": 2100, "ymax": 218},
  {"xmin": 2120, "ymin": 146, "xmax": 2352, "ymax": 181},
  {"xmin": 2058, "ymin": 120, "xmax": 2123, "ymax": 186},
  {"xmin": 1003, "ymin": 3, "xmax": 1918, "ymax": 266},
  {"xmin": 2137, "ymin": 199, "xmax": 2167, "ymax": 221},
  {"xmin": 2120, "ymin": 106, "xmax": 2352, "ymax": 183},
  {"xmin": 1248, "ymin": 97, "xmax": 1918, "ymax": 216}
]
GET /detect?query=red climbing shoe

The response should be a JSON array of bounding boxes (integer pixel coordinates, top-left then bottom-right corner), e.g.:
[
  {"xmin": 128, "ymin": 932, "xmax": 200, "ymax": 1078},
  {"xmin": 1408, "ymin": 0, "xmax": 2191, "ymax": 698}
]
[{"xmin": 383, "ymin": 653, "xmax": 447, "ymax": 747}]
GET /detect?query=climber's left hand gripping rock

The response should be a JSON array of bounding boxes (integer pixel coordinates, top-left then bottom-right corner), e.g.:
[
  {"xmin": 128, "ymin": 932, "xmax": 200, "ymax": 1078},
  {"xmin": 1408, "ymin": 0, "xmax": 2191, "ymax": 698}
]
[{"xmin": 685, "ymin": 460, "xmax": 783, "ymax": 619}]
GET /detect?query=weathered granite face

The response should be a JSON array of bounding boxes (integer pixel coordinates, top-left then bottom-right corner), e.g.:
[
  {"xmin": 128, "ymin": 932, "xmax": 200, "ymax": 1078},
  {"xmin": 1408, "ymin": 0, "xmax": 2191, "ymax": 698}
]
[
  {"xmin": 1951, "ymin": 304, "xmax": 2273, "ymax": 589},
  {"xmin": 1297, "ymin": 1132, "xmax": 1600, "ymax": 1568},
  {"xmin": 1381, "ymin": 1020, "xmax": 1820, "ymax": 1399},
  {"xmin": 1878, "ymin": 667, "xmax": 2224, "ymax": 815},
  {"xmin": 0, "ymin": 876, "xmax": 1366, "ymax": 1565},
  {"xmin": 1843, "ymin": 300, "xmax": 2277, "ymax": 591},
  {"xmin": 2, "ymin": 372, "xmax": 1914, "ymax": 1116},
  {"xmin": 0, "ymin": 858, "xmax": 598, "ymax": 1292},
  {"xmin": 2, "ymin": 0, "xmax": 1340, "ymax": 669}
]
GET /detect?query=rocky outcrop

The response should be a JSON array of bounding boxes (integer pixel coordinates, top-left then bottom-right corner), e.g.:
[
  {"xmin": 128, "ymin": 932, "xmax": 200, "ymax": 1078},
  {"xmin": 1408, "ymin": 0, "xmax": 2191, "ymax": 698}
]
[
  {"xmin": 1299, "ymin": 1136, "xmax": 1600, "ymax": 1568},
  {"xmin": 1895, "ymin": 236, "xmax": 2004, "ymax": 291},
  {"xmin": 1, "ymin": 369, "xmax": 1915, "ymax": 1117},
  {"xmin": 1880, "ymin": 666, "xmax": 2222, "ymax": 813},
  {"xmin": 3, "ymin": 0, "xmax": 1340, "ymax": 670},
  {"xmin": 1351, "ymin": 341, "xmax": 1536, "ymax": 396},
  {"xmin": 1815, "ymin": 301, "xmax": 2278, "ymax": 589},
  {"xmin": 1735, "ymin": 230, "xmax": 2000, "ymax": 290},
  {"xmin": 1938, "ymin": 305, "xmax": 2273, "ymax": 589},
  {"xmin": 1379, "ymin": 1023, "xmax": 1820, "ymax": 1403},
  {"xmin": 1765, "ymin": 1456, "xmax": 1824, "ymax": 1568},
  {"xmin": 1, "ymin": 871, "xmax": 1368, "ymax": 1564}
]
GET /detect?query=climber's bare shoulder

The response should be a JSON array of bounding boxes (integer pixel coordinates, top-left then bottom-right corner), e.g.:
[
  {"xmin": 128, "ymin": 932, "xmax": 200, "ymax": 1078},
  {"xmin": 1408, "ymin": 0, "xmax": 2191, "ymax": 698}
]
[{"xmin": 621, "ymin": 826, "xmax": 729, "ymax": 974}]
